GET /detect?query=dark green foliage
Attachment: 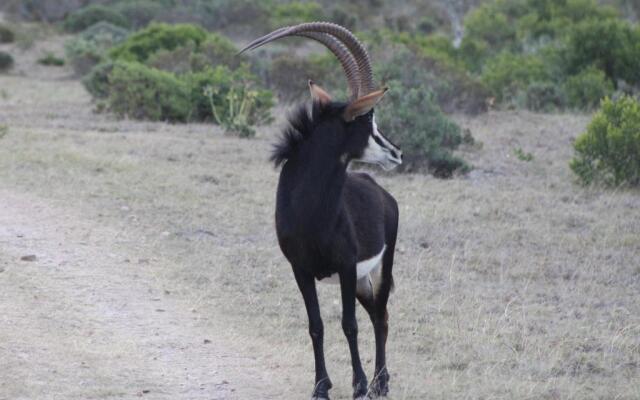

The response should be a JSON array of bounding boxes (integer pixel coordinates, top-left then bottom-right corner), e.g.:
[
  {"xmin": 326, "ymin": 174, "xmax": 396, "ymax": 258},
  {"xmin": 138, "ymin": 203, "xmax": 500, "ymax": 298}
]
[
  {"xmin": 371, "ymin": 36, "xmax": 490, "ymax": 115},
  {"xmin": 270, "ymin": 1, "xmax": 324, "ymax": 28},
  {"xmin": 565, "ymin": 19, "xmax": 640, "ymax": 86},
  {"xmin": 65, "ymin": 22, "xmax": 130, "ymax": 76},
  {"xmin": 267, "ymin": 53, "xmax": 341, "ymax": 103},
  {"xmin": 456, "ymin": 0, "xmax": 633, "ymax": 110},
  {"xmin": 114, "ymin": 0, "xmax": 163, "ymax": 29},
  {"xmin": 107, "ymin": 61, "xmax": 191, "ymax": 122},
  {"xmin": 570, "ymin": 96, "xmax": 640, "ymax": 186},
  {"xmin": 376, "ymin": 81, "xmax": 469, "ymax": 177},
  {"xmin": 524, "ymin": 82, "xmax": 566, "ymax": 112},
  {"xmin": 0, "ymin": 24, "xmax": 15, "ymax": 43},
  {"xmin": 82, "ymin": 61, "xmax": 114, "ymax": 99},
  {"xmin": 37, "ymin": 53, "xmax": 65, "ymax": 66},
  {"xmin": 480, "ymin": 52, "xmax": 549, "ymax": 102},
  {"xmin": 108, "ymin": 23, "xmax": 208, "ymax": 63},
  {"xmin": 63, "ymin": 5, "xmax": 129, "ymax": 33},
  {"xmin": 0, "ymin": 51, "xmax": 14, "ymax": 72},
  {"xmin": 564, "ymin": 67, "xmax": 614, "ymax": 110}
]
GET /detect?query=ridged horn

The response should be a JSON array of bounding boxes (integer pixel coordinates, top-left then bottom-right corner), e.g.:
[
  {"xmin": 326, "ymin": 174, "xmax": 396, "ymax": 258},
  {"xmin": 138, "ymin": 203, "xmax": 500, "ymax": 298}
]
[{"xmin": 239, "ymin": 22, "xmax": 375, "ymax": 98}]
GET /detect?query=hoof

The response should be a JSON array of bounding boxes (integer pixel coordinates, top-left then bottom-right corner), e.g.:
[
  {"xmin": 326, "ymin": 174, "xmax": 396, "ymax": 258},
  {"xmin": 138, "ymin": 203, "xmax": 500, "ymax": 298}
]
[{"xmin": 370, "ymin": 368, "xmax": 390, "ymax": 398}]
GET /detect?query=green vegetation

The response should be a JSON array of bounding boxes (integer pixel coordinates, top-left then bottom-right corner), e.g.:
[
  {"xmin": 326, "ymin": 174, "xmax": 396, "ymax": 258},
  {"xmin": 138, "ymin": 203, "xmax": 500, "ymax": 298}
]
[
  {"xmin": 63, "ymin": 5, "xmax": 129, "ymax": 32},
  {"xmin": 76, "ymin": 23, "xmax": 273, "ymax": 135},
  {"xmin": 270, "ymin": 2, "xmax": 325, "ymax": 28},
  {"xmin": 107, "ymin": 61, "xmax": 190, "ymax": 122},
  {"xmin": 0, "ymin": 24, "xmax": 15, "ymax": 43},
  {"xmin": 37, "ymin": 53, "xmax": 65, "ymax": 66},
  {"xmin": 377, "ymin": 81, "xmax": 468, "ymax": 177},
  {"xmin": 514, "ymin": 148, "xmax": 534, "ymax": 161},
  {"xmin": 570, "ymin": 96, "xmax": 640, "ymax": 186},
  {"xmin": 65, "ymin": 22, "xmax": 130, "ymax": 76},
  {"xmin": 443, "ymin": 0, "xmax": 639, "ymax": 112},
  {"xmin": 564, "ymin": 67, "xmax": 614, "ymax": 111},
  {"xmin": 108, "ymin": 23, "xmax": 208, "ymax": 63},
  {"xmin": 0, "ymin": 51, "xmax": 14, "ymax": 72}
]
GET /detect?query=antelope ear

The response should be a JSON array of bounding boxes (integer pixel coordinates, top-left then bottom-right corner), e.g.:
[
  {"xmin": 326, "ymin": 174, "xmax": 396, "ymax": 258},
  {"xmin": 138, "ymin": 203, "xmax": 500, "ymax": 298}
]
[
  {"xmin": 343, "ymin": 87, "xmax": 388, "ymax": 122},
  {"xmin": 309, "ymin": 80, "xmax": 332, "ymax": 105}
]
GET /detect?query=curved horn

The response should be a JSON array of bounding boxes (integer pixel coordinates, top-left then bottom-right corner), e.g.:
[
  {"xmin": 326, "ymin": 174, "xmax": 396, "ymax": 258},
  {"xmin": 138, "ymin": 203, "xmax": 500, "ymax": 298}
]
[
  {"xmin": 239, "ymin": 22, "xmax": 375, "ymax": 97},
  {"xmin": 297, "ymin": 32, "xmax": 360, "ymax": 100}
]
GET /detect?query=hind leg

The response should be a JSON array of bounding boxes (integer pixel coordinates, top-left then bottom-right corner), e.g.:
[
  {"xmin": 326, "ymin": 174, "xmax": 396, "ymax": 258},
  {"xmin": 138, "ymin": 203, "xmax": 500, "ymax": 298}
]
[{"xmin": 356, "ymin": 276, "xmax": 390, "ymax": 398}]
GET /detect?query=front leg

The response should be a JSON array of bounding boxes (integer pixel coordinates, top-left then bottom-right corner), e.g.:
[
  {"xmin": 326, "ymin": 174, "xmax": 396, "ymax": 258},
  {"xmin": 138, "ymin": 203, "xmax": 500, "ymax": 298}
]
[
  {"xmin": 340, "ymin": 267, "xmax": 368, "ymax": 399},
  {"xmin": 293, "ymin": 267, "xmax": 333, "ymax": 400}
]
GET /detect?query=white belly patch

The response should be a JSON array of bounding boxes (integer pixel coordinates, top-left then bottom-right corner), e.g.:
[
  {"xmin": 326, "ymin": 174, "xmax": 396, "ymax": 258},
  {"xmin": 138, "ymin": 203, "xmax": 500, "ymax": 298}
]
[{"xmin": 319, "ymin": 245, "xmax": 386, "ymax": 284}]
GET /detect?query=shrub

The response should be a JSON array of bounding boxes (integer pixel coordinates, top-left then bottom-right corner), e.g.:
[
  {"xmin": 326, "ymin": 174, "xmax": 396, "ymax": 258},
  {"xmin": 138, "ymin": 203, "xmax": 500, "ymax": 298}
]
[
  {"xmin": 570, "ymin": 96, "xmax": 640, "ymax": 186},
  {"xmin": 524, "ymin": 81, "xmax": 566, "ymax": 112},
  {"xmin": 564, "ymin": 67, "xmax": 614, "ymax": 110},
  {"xmin": 82, "ymin": 61, "xmax": 114, "ymax": 99},
  {"xmin": 565, "ymin": 19, "xmax": 640, "ymax": 86},
  {"xmin": 190, "ymin": 33, "xmax": 239, "ymax": 70},
  {"xmin": 373, "ymin": 41, "xmax": 489, "ymax": 115},
  {"xmin": 376, "ymin": 81, "xmax": 469, "ymax": 177},
  {"xmin": 184, "ymin": 65, "xmax": 274, "ymax": 127},
  {"xmin": 270, "ymin": 2, "xmax": 324, "ymax": 28},
  {"xmin": 114, "ymin": 0, "xmax": 163, "ymax": 29},
  {"xmin": 0, "ymin": 24, "xmax": 15, "ymax": 43},
  {"xmin": 107, "ymin": 61, "xmax": 191, "ymax": 121},
  {"xmin": 267, "ymin": 53, "xmax": 340, "ymax": 103},
  {"xmin": 63, "ymin": 5, "xmax": 129, "ymax": 33},
  {"xmin": 108, "ymin": 23, "xmax": 208, "ymax": 63},
  {"xmin": 37, "ymin": 53, "xmax": 65, "ymax": 66},
  {"xmin": 0, "ymin": 51, "xmax": 14, "ymax": 72},
  {"xmin": 65, "ymin": 22, "xmax": 129, "ymax": 76},
  {"xmin": 480, "ymin": 52, "xmax": 549, "ymax": 103}
]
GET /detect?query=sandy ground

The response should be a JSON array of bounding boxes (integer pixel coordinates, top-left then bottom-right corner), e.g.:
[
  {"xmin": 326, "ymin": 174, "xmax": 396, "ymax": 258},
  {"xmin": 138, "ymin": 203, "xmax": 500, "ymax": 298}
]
[
  {"xmin": 0, "ymin": 190, "xmax": 280, "ymax": 400},
  {"xmin": 1, "ymin": 32, "xmax": 639, "ymax": 400}
]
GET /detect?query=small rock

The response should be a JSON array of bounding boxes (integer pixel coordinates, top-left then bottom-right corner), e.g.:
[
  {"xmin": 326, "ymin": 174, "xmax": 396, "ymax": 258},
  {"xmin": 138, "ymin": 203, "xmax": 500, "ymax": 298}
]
[
  {"xmin": 204, "ymin": 339, "xmax": 211, "ymax": 344},
  {"xmin": 20, "ymin": 255, "xmax": 37, "ymax": 262}
]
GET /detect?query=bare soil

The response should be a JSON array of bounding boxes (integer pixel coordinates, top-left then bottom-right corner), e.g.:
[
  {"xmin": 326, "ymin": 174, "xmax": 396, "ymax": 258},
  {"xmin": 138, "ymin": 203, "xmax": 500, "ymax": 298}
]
[{"xmin": 1, "ymin": 33, "xmax": 639, "ymax": 400}]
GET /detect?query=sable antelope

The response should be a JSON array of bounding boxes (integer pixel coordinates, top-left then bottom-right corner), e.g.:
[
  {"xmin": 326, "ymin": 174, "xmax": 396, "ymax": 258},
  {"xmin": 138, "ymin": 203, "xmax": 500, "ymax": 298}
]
[{"xmin": 240, "ymin": 22, "xmax": 402, "ymax": 399}]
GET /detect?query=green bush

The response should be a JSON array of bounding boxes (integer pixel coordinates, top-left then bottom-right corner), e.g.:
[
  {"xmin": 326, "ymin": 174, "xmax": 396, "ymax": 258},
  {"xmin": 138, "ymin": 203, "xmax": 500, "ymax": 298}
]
[
  {"xmin": 65, "ymin": 22, "xmax": 129, "ymax": 76},
  {"xmin": 570, "ymin": 96, "xmax": 640, "ymax": 186},
  {"xmin": 480, "ymin": 52, "xmax": 549, "ymax": 103},
  {"xmin": 0, "ymin": 51, "xmax": 14, "ymax": 72},
  {"xmin": 565, "ymin": 19, "xmax": 640, "ymax": 86},
  {"xmin": 564, "ymin": 67, "xmax": 614, "ymax": 110},
  {"xmin": 184, "ymin": 65, "xmax": 274, "ymax": 127},
  {"xmin": 82, "ymin": 61, "xmax": 114, "ymax": 99},
  {"xmin": 0, "ymin": 24, "xmax": 15, "ymax": 43},
  {"xmin": 107, "ymin": 61, "xmax": 191, "ymax": 121},
  {"xmin": 270, "ymin": 2, "xmax": 324, "ymax": 28},
  {"xmin": 114, "ymin": 0, "xmax": 163, "ymax": 29},
  {"xmin": 90, "ymin": 60, "xmax": 274, "ymax": 132},
  {"xmin": 63, "ymin": 5, "xmax": 129, "ymax": 33},
  {"xmin": 109, "ymin": 23, "xmax": 208, "ymax": 63},
  {"xmin": 371, "ymin": 37, "xmax": 490, "ymax": 115},
  {"xmin": 267, "ymin": 53, "xmax": 340, "ymax": 103},
  {"xmin": 376, "ymin": 81, "xmax": 469, "ymax": 177},
  {"xmin": 523, "ymin": 81, "xmax": 566, "ymax": 112},
  {"xmin": 37, "ymin": 53, "xmax": 65, "ymax": 66}
]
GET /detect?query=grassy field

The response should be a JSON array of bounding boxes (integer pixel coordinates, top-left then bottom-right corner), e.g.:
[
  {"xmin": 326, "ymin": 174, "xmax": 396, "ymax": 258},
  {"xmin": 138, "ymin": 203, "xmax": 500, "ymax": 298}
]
[{"xmin": 1, "ymin": 37, "xmax": 639, "ymax": 399}]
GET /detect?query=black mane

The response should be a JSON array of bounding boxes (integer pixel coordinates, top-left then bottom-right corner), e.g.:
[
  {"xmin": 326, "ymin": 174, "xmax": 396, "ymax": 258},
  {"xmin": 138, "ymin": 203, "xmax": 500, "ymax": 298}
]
[{"xmin": 270, "ymin": 101, "xmax": 344, "ymax": 167}]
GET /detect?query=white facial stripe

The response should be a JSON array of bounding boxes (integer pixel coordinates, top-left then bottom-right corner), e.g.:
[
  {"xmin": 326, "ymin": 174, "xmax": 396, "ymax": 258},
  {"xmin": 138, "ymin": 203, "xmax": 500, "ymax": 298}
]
[{"xmin": 355, "ymin": 114, "xmax": 402, "ymax": 170}]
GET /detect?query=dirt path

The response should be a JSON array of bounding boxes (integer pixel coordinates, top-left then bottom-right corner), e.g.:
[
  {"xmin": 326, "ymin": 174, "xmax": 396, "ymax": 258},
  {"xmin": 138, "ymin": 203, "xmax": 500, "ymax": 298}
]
[{"xmin": 0, "ymin": 189, "xmax": 281, "ymax": 400}]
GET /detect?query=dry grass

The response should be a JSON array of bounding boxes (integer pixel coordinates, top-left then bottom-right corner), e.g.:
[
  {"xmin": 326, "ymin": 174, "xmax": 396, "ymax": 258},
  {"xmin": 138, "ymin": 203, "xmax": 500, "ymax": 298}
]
[{"xmin": 0, "ymin": 44, "xmax": 639, "ymax": 399}]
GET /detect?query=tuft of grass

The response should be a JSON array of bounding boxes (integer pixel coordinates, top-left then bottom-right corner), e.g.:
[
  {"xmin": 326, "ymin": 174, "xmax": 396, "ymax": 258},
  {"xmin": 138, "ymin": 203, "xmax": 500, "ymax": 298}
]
[
  {"xmin": 513, "ymin": 147, "xmax": 534, "ymax": 161},
  {"xmin": 0, "ymin": 125, "xmax": 8, "ymax": 139},
  {"xmin": 38, "ymin": 53, "xmax": 65, "ymax": 67}
]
